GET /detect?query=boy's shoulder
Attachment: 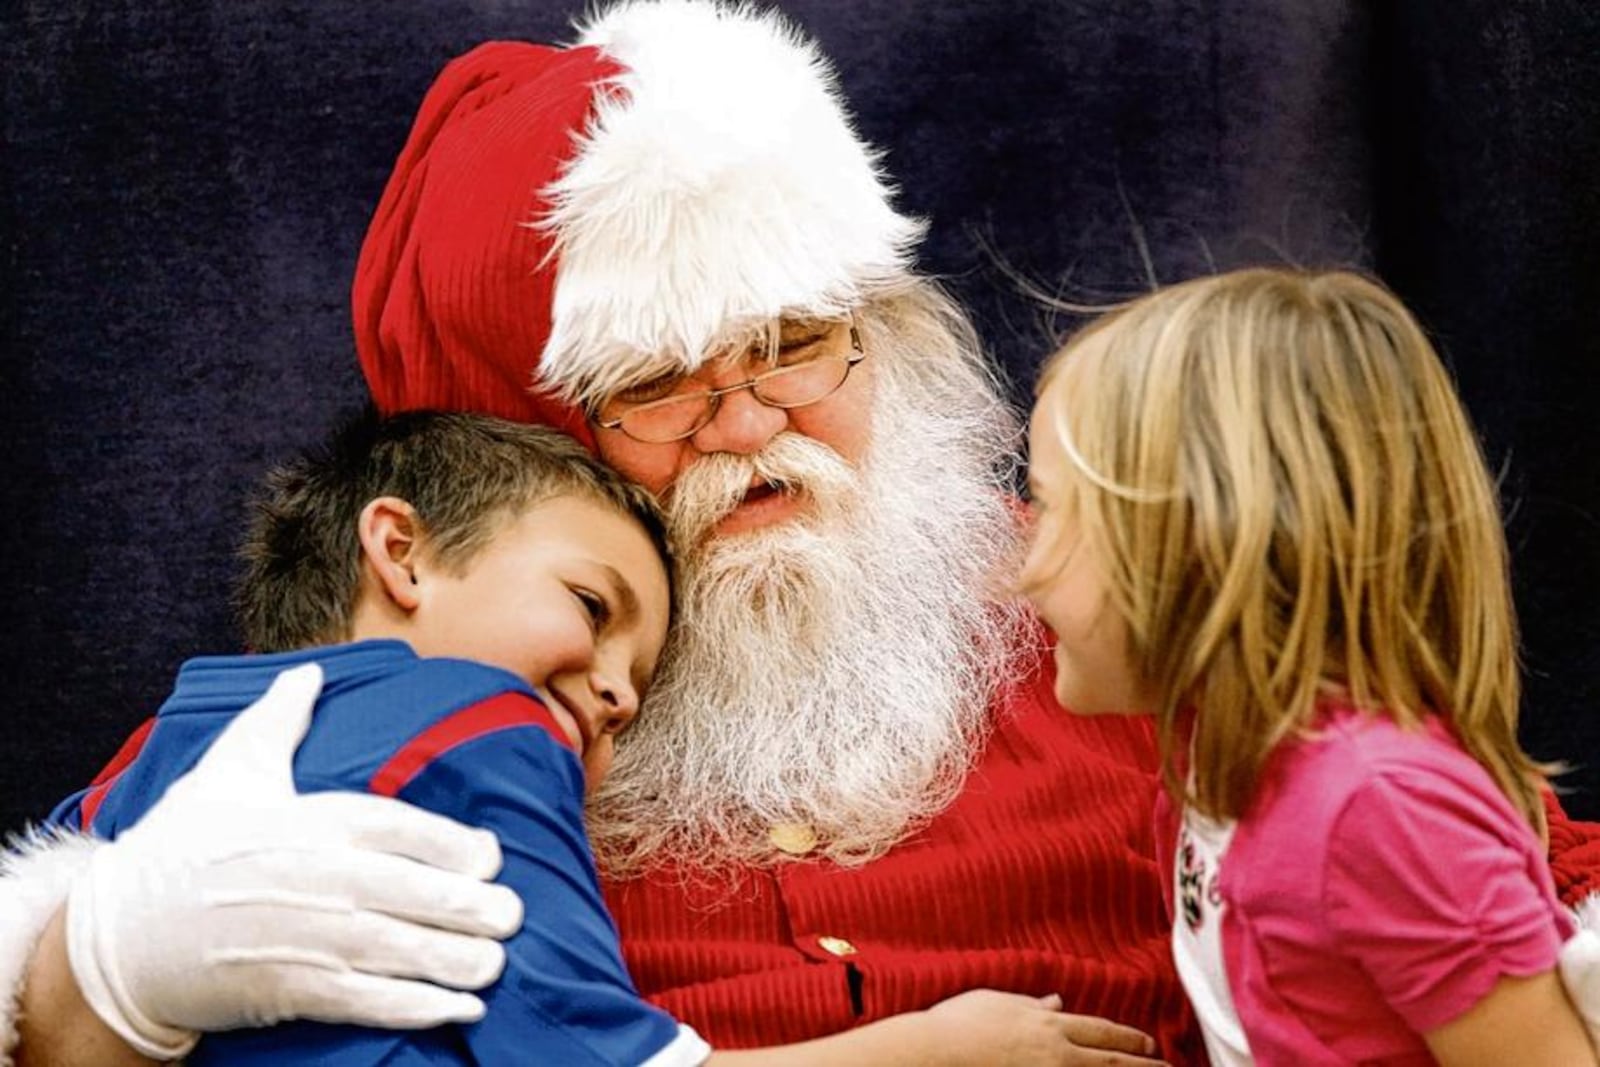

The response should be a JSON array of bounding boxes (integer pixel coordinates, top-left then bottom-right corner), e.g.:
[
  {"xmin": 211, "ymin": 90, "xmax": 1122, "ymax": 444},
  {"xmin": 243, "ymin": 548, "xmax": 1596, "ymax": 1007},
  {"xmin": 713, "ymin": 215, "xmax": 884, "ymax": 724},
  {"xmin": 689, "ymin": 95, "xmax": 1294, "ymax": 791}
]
[
  {"xmin": 296, "ymin": 641, "xmax": 578, "ymax": 798},
  {"xmin": 324, "ymin": 643, "xmax": 535, "ymax": 712}
]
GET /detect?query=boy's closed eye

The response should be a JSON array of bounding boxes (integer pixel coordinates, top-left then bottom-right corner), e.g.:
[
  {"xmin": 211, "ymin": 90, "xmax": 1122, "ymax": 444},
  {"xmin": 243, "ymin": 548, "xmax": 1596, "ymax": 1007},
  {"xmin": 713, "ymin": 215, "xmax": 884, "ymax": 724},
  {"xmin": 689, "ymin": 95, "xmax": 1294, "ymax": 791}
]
[{"xmin": 572, "ymin": 587, "xmax": 611, "ymax": 631}]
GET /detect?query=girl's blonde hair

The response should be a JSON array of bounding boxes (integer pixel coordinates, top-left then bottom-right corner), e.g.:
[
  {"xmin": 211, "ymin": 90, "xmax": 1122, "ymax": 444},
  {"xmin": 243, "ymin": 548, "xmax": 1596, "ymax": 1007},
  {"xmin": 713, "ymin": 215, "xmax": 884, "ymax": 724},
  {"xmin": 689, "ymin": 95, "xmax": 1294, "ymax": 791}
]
[{"xmin": 1032, "ymin": 267, "xmax": 1549, "ymax": 829}]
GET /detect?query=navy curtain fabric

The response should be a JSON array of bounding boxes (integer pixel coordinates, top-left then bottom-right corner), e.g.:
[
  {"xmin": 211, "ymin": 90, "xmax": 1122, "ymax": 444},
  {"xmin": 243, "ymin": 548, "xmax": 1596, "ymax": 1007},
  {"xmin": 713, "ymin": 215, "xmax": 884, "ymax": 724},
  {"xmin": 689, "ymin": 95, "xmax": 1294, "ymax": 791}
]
[{"xmin": 3, "ymin": 1, "xmax": 1598, "ymax": 833}]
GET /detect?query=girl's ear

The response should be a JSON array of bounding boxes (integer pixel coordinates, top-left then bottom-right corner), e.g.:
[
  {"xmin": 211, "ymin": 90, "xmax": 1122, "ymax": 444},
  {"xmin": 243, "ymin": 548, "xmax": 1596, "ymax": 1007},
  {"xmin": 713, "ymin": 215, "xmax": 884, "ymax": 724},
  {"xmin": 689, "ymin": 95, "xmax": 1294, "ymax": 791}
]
[{"xmin": 357, "ymin": 496, "xmax": 424, "ymax": 612}]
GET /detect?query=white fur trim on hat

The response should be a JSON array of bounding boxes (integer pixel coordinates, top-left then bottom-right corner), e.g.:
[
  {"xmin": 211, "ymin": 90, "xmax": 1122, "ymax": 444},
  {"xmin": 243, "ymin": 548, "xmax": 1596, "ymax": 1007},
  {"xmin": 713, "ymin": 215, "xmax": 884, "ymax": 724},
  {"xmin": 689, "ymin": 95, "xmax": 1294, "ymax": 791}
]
[
  {"xmin": 541, "ymin": 0, "xmax": 925, "ymax": 404},
  {"xmin": 0, "ymin": 827, "xmax": 101, "ymax": 1065}
]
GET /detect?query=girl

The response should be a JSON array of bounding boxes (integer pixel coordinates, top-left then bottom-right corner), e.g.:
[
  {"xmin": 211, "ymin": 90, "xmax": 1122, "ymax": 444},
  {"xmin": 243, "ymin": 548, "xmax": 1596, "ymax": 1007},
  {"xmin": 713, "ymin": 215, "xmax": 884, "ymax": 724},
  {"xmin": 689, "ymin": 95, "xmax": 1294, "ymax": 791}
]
[{"xmin": 1018, "ymin": 267, "xmax": 1597, "ymax": 1066}]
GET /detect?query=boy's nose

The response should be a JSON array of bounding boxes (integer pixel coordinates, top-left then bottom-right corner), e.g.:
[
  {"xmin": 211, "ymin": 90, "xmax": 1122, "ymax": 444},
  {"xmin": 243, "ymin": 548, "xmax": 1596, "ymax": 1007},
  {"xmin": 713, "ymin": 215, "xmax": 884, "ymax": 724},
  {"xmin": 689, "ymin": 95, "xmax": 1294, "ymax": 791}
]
[{"xmin": 589, "ymin": 664, "xmax": 639, "ymax": 731}]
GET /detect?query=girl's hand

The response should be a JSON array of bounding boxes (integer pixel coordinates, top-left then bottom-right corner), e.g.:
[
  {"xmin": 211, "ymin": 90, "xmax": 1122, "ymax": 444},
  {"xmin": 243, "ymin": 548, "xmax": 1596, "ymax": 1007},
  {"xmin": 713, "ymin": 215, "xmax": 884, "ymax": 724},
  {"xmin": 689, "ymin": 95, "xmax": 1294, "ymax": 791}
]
[{"xmin": 923, "ymin": 990, "xmax": 1168, "ymax": 1065}]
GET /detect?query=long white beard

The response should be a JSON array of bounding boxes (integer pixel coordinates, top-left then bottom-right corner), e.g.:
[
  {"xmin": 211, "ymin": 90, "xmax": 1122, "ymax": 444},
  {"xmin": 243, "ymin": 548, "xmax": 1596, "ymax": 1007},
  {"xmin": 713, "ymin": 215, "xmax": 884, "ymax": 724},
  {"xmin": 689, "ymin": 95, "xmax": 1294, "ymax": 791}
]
[{"xmin": 587, "ymin": 302, "xmax": 1031, "ymax": 878}]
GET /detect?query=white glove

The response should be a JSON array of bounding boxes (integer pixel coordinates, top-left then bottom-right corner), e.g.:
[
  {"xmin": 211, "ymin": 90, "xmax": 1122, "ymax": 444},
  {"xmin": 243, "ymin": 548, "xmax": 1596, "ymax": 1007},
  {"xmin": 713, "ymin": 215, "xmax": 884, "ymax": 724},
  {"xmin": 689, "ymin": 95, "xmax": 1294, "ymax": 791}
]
[{"xmin": 65, "ymin": 663, "xmax": 525, "ymax": 1060}]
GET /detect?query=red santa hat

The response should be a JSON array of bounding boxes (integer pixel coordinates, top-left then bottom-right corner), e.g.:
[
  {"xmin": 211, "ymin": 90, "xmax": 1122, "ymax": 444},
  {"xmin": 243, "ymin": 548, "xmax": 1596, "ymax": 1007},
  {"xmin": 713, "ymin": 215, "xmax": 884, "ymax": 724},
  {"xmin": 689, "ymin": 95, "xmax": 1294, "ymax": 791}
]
[{"xmin": 352, "ymin": 0, "xmax": 925, "ymax": 449}]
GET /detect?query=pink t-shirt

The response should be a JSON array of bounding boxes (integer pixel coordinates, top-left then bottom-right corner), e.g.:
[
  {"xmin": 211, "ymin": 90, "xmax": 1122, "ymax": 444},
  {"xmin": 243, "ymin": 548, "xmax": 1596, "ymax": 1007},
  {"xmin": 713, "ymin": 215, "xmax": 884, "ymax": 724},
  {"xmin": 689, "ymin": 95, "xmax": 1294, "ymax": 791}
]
[{"xmin": 1159, "ymin": 704, "xmax": 1574, "ymax": 1065}]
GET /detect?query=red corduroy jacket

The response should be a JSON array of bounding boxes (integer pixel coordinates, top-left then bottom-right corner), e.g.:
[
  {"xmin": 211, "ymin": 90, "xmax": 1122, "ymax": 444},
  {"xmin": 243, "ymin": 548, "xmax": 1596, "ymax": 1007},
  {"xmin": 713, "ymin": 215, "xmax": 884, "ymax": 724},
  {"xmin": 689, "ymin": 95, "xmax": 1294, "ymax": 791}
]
[
  {"xmin": 606, "ymin": 629, "xmax": 1600, "ymax": 1065},
  {"xmin": 603, "ymin": 626, "xmax": 1207, "ymax": 1063}
]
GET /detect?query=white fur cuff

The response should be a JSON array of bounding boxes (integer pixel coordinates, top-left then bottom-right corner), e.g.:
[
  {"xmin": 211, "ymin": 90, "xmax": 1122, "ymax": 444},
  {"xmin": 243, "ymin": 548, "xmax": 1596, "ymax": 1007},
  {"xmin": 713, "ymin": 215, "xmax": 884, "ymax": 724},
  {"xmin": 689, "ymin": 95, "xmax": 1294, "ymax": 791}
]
[
  {"xmin": 0, "ymin": 826, "xmax": 101, "ymax": 1066},
  {"xmin": 1573, "ymin": 890, "xmax": 1600, "ymax": 937}
]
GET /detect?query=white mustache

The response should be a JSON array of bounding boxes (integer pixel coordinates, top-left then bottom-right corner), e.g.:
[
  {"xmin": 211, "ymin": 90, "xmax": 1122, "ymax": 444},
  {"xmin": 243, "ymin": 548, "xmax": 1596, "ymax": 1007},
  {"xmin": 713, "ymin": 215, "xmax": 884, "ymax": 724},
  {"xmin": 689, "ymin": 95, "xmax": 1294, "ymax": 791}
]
[{"xmin": 664, "ymin": 432, "xmax": 859, "ymax": 546}]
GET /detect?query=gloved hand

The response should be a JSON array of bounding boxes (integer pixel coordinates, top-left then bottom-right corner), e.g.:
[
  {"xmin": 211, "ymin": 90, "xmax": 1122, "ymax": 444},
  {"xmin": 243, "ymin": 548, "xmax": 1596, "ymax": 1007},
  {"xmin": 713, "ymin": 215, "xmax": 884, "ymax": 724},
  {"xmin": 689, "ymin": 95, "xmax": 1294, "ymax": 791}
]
[{"xmin": 64, "ymin": 663, "xmax": 525, "ymax": 1060}]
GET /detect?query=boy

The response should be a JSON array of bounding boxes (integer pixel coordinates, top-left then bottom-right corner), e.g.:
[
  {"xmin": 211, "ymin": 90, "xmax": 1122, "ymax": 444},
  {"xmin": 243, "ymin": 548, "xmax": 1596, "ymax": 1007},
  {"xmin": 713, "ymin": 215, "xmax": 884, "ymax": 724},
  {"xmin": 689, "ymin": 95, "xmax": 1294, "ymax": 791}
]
[
  {"xmin": 45, "ymin": 409, "xmax": 1160, "ymax": 1066},
  {"xmin": 47, "ymin": 408, "xmax": 702, "ymax": 1065}
]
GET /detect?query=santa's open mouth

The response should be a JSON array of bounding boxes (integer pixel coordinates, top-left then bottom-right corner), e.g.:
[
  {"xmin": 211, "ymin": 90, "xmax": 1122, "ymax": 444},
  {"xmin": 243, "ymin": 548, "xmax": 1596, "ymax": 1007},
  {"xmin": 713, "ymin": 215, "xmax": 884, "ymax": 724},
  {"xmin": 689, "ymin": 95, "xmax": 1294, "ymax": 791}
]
[
  {"xmin": 710, "ymin": 478, "xmax": 804, "ymax": 536},
  {"xmin": 741, "ymin": 480, "xmax": 782, "ymax": 506}
]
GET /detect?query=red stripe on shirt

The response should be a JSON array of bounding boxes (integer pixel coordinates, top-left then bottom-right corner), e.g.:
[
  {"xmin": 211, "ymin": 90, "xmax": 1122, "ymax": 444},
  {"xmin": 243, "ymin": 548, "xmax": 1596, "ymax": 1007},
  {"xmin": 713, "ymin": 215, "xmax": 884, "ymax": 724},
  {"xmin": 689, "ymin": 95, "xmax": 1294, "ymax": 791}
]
[
  {"xmin": 89, "ymin": 717, "xmax": 158, "ymax": 786},
  {"xmin": 81, "ymin": 717, "xmax": 159, "ymax": 829},
  {"xmin": 369, "ymin": 692, "xmax": 570, "ymax": 797}
]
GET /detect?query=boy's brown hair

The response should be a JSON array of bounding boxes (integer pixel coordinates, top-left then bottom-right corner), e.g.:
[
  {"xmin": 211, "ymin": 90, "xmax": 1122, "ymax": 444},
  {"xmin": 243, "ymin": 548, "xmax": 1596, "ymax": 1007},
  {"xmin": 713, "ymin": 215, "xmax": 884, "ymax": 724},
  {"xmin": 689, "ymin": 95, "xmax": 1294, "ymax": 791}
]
[{"xmin": 235, "ymin": 408, "xmax": 669, "ymax": 652}]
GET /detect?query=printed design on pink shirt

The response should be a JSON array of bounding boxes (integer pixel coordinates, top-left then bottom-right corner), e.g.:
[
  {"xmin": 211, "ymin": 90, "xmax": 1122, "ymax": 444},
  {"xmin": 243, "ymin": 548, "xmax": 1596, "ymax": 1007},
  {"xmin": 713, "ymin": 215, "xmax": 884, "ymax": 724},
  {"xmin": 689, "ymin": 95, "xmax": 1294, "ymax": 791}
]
[{"xmin": 1178, "ymin": 825, "xmax": 1223, "ymax": 932}]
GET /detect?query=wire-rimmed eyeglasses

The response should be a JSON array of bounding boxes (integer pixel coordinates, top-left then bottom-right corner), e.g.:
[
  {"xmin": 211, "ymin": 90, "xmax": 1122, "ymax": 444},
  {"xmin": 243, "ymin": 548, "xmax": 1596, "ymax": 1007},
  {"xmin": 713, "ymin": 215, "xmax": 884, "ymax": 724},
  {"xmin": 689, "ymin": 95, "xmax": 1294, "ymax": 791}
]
[{"xmin": 594, "ymin": 323, "xmax": 865, "ymax": 444}]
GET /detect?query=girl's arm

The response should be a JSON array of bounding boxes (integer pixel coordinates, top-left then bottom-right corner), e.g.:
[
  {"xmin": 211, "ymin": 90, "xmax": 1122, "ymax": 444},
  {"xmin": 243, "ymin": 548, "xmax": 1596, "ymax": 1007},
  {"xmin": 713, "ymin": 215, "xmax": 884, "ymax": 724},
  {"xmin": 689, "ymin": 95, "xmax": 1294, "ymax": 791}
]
[
  {"xmin": 710, "ymin": 991, "xmax": 1167, "ymax": 1067},
  {"xmin": 1423, "ymin": 969, "xmax": 1597, "ymax": 1066},
  {"xmin": 1325, "ymin": 766, "xmax": 1597, "ymax": 1066}
]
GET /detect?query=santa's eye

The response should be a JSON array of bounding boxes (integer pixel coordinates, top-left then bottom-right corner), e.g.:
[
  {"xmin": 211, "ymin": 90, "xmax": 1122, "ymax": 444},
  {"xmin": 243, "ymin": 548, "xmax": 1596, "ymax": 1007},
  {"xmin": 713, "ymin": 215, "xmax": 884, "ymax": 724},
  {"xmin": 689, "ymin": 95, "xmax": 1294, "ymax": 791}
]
[{"xmin": 614, "ymin": 376, "xmax": 683, "ymax": 404}]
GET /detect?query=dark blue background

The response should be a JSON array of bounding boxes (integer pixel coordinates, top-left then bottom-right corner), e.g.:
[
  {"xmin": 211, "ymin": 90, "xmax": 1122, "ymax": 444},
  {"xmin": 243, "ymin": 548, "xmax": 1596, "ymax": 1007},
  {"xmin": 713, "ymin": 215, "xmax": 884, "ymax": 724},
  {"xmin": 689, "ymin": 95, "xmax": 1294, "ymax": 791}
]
[{"xmin": 4, "ymin": 1, "xmax": 1598, "ymax": 832}]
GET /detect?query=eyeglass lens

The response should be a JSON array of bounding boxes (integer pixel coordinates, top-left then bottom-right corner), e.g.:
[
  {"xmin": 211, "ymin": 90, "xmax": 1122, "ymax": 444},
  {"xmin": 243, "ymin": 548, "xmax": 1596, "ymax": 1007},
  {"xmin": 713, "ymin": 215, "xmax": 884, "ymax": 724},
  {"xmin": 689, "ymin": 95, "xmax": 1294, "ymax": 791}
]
[{"xmin": 617, "ymin": 358, "xmax": 854, "ymax": 443}]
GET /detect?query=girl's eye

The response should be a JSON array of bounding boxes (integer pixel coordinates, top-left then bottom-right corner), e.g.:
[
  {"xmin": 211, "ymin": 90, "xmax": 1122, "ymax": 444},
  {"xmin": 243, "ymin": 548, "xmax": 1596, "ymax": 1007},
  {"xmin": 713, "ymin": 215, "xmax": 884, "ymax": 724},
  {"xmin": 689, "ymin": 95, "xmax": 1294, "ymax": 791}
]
[{"xmin": 574, "ymin": 589, "xmax": 610, "ymax": 629}]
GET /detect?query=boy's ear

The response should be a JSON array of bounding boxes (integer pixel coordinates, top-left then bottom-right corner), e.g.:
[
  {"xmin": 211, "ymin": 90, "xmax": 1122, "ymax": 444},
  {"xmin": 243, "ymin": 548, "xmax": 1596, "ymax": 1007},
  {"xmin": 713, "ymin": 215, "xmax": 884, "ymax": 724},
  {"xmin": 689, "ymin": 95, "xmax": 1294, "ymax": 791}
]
[{"xmin": 357, "ymin": 496, "xmax": 424, "ymax": 612}]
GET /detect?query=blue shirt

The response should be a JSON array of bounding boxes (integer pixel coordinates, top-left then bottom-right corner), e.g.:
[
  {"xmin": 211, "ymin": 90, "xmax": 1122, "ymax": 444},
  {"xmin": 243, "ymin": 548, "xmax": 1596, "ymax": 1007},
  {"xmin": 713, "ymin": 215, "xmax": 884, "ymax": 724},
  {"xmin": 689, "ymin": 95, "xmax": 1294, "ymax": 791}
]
[{"xmin": 50, "ymin": 640, "xmax": 705, "ymax": 1066}]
